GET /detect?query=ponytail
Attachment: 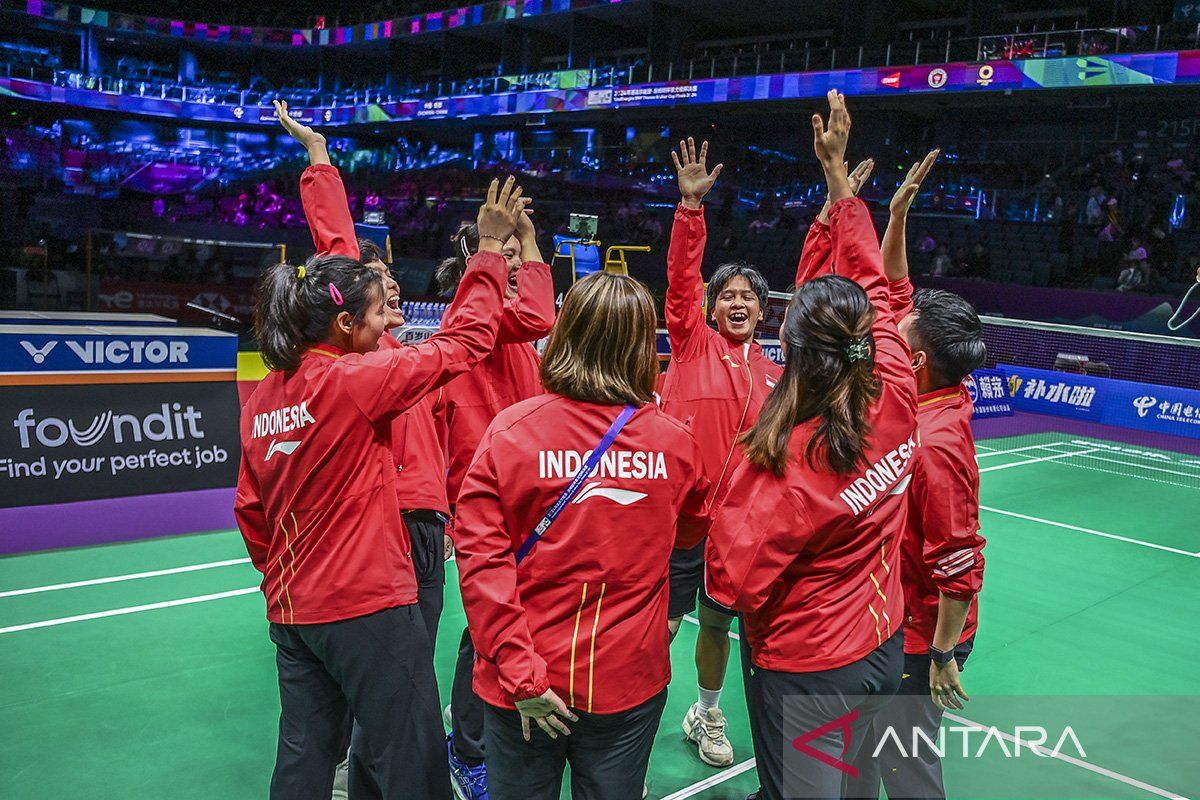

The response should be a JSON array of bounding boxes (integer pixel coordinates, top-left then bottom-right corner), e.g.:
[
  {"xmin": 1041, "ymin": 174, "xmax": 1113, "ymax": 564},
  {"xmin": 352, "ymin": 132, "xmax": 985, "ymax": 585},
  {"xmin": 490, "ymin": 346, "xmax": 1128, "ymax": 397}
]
[
  {"xmin": 434, "ymin": 222, "xmax": 480, "ymax": 295},
  {"xmin": 254, "ymin": 254, "xmax": 381, "ymax": 372},
  {"xmin": 742, "ymin": 275, "xmax": 882, "ymax": 476}
]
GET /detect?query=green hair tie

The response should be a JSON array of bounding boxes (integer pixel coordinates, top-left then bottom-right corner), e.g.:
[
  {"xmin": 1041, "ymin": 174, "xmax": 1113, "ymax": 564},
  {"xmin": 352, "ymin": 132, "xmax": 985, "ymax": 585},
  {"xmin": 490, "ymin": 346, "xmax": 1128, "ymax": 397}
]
[{"xmin": 845, "ymin": 338, "xmax": 872, "ymax": 363}]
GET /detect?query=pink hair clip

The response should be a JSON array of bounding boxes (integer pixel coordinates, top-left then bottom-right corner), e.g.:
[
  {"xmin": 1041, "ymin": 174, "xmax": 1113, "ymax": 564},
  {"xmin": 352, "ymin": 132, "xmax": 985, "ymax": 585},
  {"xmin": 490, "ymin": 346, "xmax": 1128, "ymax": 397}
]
[{"xmin": 328, "ymin": 283, "xmax": 344, "ymax": 306}]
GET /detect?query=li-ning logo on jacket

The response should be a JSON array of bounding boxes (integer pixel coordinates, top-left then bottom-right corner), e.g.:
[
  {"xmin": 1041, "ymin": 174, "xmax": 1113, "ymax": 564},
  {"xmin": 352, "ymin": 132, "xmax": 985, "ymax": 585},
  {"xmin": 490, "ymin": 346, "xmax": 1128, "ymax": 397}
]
[
  {"xmin": 252, "ymin": 402, "xmax": 316, "ymax": 439},
  {"xmin": 572, "ymin": 481, "xmax": 648, "ymax": 507},
  {"xmin": 265, "ymin": 440, "xmax": 302, "ymax": 461}
]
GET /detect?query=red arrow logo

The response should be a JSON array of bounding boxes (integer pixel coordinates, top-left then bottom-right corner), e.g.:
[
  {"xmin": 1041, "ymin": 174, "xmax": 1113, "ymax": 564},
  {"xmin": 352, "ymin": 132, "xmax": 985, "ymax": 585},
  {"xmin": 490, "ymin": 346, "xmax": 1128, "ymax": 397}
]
[{"xmin": 791, "ymin": 709, "xmax": 860, "ymax": 777}]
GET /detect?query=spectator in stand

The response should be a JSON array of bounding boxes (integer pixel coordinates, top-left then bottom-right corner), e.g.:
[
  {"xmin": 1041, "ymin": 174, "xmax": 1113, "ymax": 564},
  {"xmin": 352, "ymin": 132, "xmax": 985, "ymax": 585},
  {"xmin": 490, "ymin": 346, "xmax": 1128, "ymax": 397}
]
[
  {"xmin": 953, "ymin": 245, "xmax": 969, "ymax": 273},
  {"xmin": 930, "ymin": 244, "xmax": 954, "ymax": 277},
  {"xmin": 917, "ymin": 231, "xmax": 937, "ymax": 254},
  {"xmin": 1117, "ymin": 235, "xmax": 1150, "ymax": 292},
  {"xmin": 1085, "ymin": 185, "xmax": 1107, "ymax": 226},
  {"xmin": 964, "ymin": 242, "xmax": 991, "ymax": 279}
]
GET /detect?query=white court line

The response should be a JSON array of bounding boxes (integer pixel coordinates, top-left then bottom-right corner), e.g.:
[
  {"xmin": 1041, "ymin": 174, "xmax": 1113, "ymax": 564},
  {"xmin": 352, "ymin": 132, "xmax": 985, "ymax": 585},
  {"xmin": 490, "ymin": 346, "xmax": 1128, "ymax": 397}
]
[
  {"xmin": 0, "ymin": 587, "xmax": 259, "ymax": 635},
  {"xmin": 978, "ymin": 448, "xmax": 1101, "ymax": 473},
  {"xmin": 1033, "ymin": 445, "xmax": 1200, "ymax": 480},
  {"xmin": 0, "ymin": 558, "xmax": 252, "ymax": 598},
  {"xmin": 973, "ymin": 443, "xmax": 998, "ymax": 453},
  {"xmin": 943, "ymin": 713, "xmax": 1188, "ymax": 800},
  {"xmin": 979, "ymin": 506, "xmax": 1199, "ymax": 559},
  {"xmin": 974, "ymin": 441, "xmax": 1071, "ymax": 459},
  {"xmin": 658, "ymin": 758, "xmax": 757, "ymax": 799}
]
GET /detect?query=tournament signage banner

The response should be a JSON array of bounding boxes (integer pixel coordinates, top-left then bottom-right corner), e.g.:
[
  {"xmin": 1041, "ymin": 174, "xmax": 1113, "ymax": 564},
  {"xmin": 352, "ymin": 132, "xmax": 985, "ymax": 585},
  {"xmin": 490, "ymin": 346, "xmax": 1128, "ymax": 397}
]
[
  {"xmin": 0, "ymin": 325, "xmax": 237, "ymax": 374},
  {"xmin": 999, "ymin": 364, "xmax": 1200, "ymax": 440},
  {"xmin": 0, "ymin": 381, "xmax": 240, "ymax": 507},
  {"xmin": 96, "ymin": 279, "xmax": 257, "ymax": 321},
  {"xmin": 4, "ymin": 50, "xmax": 1198, "ymax": 128},
  {"xmin": 966, "ymin": 369, "xmax": 1013, "ymax": 419}
]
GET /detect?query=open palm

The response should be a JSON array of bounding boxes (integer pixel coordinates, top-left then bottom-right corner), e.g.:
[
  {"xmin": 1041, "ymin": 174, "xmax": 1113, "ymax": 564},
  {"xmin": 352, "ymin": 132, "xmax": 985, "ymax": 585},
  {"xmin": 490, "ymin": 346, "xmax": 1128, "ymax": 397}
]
[
  {"xmin": 890, "ymin": 148, "xmax": 940, "ymax": 217},
  {"xmin": 673, "ymin": 137, "xmax": 723, "ymax": 206},
  {"xmin": 273, "ymin": 100, "xmax": 325, "ymax": 149}
]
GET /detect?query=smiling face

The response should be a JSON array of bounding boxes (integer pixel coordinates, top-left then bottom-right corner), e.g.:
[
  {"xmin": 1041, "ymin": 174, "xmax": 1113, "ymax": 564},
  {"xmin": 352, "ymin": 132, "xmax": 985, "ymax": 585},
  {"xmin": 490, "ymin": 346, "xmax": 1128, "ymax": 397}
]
[
  {"xmin": 364, "ymin": 259, "xmax": 403, "ymax": 327},
  {"xmin": 711, "ymin": 274, "xmax": 763, "ymax": 342}
]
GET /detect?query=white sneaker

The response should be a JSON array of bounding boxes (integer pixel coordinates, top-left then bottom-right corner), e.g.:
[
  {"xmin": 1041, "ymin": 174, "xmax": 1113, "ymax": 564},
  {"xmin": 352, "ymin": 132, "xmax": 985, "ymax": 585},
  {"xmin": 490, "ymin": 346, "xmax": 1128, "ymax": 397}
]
[
  {"xmin": 682, "ymin": 703, "xmax": 734, "ymax": 766},
  {"xmin": 443, "ymin": 703, "xmax": 453, "ymax": 730},
  {"xmin": 331, "ymin": 757, "xmax": 349, "ymax": 800}
]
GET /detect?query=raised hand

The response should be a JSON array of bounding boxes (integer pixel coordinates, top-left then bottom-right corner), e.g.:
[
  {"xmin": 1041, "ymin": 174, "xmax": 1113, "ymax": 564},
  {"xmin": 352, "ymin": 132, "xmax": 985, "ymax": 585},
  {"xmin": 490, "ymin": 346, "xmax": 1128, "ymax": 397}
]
[
  {"xmin": 812, "ymin": 90, "xmax": 851, "ymax": 167},
  {"xmin": 476, "ymin": 176, "xmax": 527, "ymax": 250},
  {"xmin": 672, "ymin": 137, "xmax": 724, "ymax": 210},
  {"xmin": 514, "ymin": 206, "xmax": 543, "ymax": 263},
  {"xmin": 890, "ymin": 149, "xmax": 940, "ymax": 218},
  {"xmin": 848, "ymin": 158, "xmax": 875, "ymax": 196},
  {"xmin": 273, "ymin": 100, "xmax": 325, "ymax": 151}
]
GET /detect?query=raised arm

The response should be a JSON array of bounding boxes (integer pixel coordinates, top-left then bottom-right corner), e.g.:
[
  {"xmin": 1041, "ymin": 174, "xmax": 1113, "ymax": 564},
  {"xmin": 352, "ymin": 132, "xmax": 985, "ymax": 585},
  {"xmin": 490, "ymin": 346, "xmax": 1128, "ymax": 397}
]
[
  {"xmin": 881, "ymin": 149, "xmax": 939, "ymax": 317},
  {"xmin": 815, "ymin": 91, "xmax": 914, "ymax": 399},
  {"xmin": 348, "ymin": 178, "xmax": 528, "ymax": 422},
  {"xmin": 666, "ymin": 138, "xmax": 723, "ymax": 359},
  {"xmin": 276, "ymin": 100, "xmax": 358, "ymax": 260},
  {"xmin": 498, "ymin": 207, "xmax": 555, "ymax": 343},
  {"xmin": 796, "ymin": 159, "xmax": 874, "ymax": 287}
]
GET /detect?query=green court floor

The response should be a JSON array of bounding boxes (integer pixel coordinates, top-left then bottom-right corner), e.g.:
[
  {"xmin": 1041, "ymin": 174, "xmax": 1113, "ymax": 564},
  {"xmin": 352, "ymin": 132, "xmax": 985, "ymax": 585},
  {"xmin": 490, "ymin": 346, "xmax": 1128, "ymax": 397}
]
[{"xmin": 1, "ymin": 432, "xmax": 1197, "ymax": 800}]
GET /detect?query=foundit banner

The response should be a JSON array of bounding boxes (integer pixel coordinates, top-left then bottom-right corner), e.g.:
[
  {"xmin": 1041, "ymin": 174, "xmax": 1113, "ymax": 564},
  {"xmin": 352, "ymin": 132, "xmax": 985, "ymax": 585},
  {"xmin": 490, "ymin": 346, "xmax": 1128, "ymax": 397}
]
[
  {"xmin": 0, "ymin": 381, "xmax": 239, "ymax": 507},
  {"xmin": 999, "ymin": 364, "xmax": 1200, "ymax": 440}
]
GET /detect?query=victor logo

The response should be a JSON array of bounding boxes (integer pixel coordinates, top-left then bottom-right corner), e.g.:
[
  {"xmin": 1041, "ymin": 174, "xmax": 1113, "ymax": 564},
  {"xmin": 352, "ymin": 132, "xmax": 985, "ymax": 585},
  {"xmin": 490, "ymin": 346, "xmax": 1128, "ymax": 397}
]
[
  {"xmin": 1133, "ymin": 395, "xmax": 1157, "ymax": 418},
  {"xmin": 19, "ymin": 339, "xmax": 189, "ymax": 366},
  {"xmin": 20, "ymin": 341, "xmax": 57, "ymax": 364},
  {"xmin": 13, "ymin": 404, "xmax": 205, "ymax": 449}
]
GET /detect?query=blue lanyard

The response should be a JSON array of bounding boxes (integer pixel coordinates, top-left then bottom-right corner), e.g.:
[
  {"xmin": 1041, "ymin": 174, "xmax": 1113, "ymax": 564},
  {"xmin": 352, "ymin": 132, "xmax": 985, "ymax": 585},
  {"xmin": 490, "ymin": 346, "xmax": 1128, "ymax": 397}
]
[{"xmin": 514, "ymin": 404, "xmax": 637, "ymax": 565}]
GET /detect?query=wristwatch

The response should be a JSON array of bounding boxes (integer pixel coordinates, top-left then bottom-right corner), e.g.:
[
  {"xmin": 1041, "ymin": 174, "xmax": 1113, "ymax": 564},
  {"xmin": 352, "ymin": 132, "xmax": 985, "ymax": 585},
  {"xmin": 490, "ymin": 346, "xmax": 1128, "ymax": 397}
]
[{"xmin": 929, "ymin": 645, "xmax": 955, "ymax": 666}]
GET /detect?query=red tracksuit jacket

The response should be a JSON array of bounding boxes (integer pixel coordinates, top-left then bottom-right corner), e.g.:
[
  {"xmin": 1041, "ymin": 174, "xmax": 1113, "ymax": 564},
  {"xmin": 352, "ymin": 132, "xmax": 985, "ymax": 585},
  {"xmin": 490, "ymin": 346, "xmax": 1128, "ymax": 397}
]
[
  {"xmin": 887, "ymin": 275, "xmax": 986, "ymax": 653},
  {"xmin": 437, "ymin": 261, "xmax": 555, "ymax": 506},
  {"xmin": 234, "ymin": 252, "xmax": 506, "ymax": 624},
  {"xmin": 704, "ymin": 198, "xmax": 919, "ymax": 672},
  {"xmin": 904, "ymin": 384, "xmax": 986, "ymax": 653},
  {"xmin": 660, "ymin": 204, "xmax": 783, "ymax": 512},
  {"xmin": 454, "ymin": 395, "xmax": 710, "ymax": 713},
  {"xmin": 795, "ymin": 217, "xmax": 833, "ymax": 287},
  {"xmin": 299, "ymin": 163, "xmax": 448, "ymax": 513}
]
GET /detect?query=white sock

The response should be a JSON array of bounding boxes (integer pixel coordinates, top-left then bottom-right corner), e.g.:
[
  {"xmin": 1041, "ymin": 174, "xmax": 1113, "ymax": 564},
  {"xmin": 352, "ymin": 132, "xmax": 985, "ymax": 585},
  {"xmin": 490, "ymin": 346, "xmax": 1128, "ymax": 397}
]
[{"xmin": 696, "ymin": 686, "xmax": 722, "ymax": 715}]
